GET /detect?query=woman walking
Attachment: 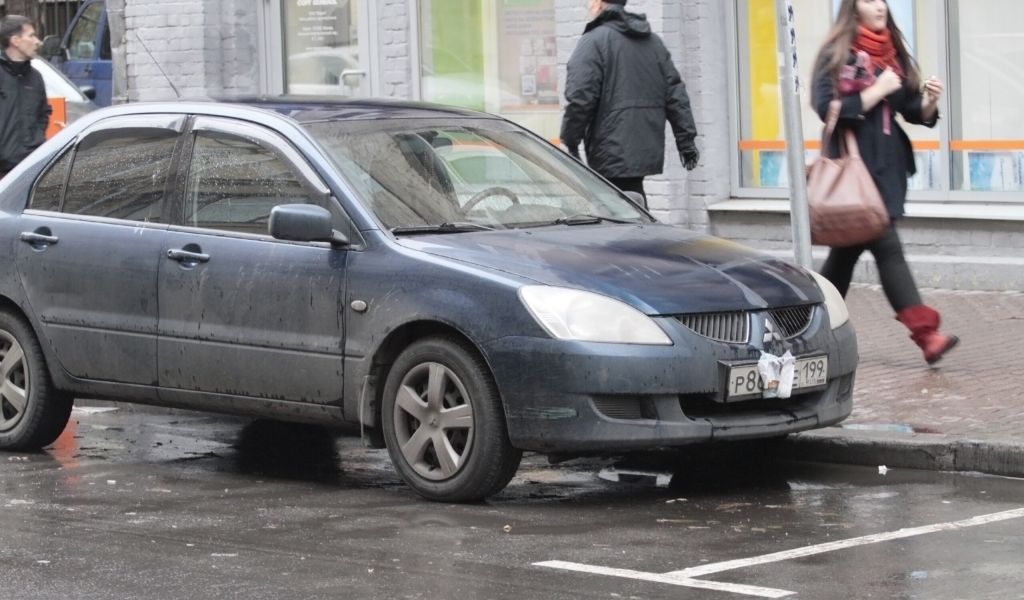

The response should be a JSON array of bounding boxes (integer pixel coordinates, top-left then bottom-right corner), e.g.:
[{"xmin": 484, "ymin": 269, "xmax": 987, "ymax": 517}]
[{"xmin": 812, "ymin": 0, "xmax": 958, "ymax": 365}]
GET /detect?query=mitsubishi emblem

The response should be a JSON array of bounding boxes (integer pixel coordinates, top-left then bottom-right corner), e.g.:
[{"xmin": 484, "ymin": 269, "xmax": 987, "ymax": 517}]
[{"xmin": 763, "ymin": 318, "xmax": 784, "ymax": 344}]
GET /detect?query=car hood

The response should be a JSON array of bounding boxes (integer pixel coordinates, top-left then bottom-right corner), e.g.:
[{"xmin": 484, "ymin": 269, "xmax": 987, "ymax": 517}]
[{"xmin": 396, "ymin": 224, "xmax": 821, "ymax": 315}]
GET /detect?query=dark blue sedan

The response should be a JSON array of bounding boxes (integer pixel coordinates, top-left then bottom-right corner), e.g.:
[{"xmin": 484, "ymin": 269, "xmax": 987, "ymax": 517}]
[{"xmin": 0, "ymin": 100, "xmax": 857, "ymax": 501}]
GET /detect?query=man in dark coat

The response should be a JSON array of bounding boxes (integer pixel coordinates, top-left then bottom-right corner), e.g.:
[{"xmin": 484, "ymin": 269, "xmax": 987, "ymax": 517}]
[
  {"xmin": 561, "ymin": 0, "xmax": 698, "ymax": 206},
  {"xmin": 0, "ymin": 15, "xmax": 50, "ymax": 178}
]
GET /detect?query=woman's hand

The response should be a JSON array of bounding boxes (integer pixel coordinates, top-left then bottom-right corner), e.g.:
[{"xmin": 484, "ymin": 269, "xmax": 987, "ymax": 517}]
[
  {"xmin": 920, "ymin": 76, "xmax": 943, "ymax": 121},
  {"xmin": 875, "ymin": 68, "xmax": 904, "ymax": 96},
  {"xmin": 860, "ymin": 67, "xmax": 903, "ymax": 112},
  {"xmin": 921, "ymin": 76, "xmax": 944, "ymax": 108}
]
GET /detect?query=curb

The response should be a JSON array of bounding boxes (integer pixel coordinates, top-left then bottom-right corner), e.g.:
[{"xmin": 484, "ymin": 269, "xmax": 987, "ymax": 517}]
[{"xmin": 778, "ymin": 429, "xmax": 1024, "ymax": 478}]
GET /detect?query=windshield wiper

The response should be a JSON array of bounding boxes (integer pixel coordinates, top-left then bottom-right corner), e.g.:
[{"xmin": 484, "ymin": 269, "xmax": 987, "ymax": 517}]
[
  {"xmin": 551, "ymin": 214, "xmax": 637, "ymax": 226},
  {"xmin": 390, "ymin": 222, "xmax": 497, "ymax": 235}
]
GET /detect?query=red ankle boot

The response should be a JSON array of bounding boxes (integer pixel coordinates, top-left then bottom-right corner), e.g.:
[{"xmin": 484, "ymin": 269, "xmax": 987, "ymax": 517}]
[{"xmin": 896, "ymin": 305, "xmax": 960, "ymax": 365}]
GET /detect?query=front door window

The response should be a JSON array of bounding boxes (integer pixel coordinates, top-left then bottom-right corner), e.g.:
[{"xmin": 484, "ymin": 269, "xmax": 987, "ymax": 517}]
[{"xmin": 184, "ymin": 132, "xmax": 311, "ymax": 235}]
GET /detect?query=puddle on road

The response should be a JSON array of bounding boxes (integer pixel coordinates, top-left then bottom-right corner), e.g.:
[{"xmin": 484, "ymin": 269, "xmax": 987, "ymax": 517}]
[{"xmin": 841, "ymin": 423, "xmax": 944, "ymax": 434}]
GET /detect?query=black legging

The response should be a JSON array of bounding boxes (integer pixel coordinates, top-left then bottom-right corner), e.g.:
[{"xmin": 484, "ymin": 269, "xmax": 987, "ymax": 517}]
[{"xmin": 821, "ymin": 224, "xmax": 922, "ymax": 312}]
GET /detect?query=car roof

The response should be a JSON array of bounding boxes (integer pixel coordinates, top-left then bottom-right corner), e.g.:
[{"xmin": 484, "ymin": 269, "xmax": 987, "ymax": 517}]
[
  {"xmin": 239, "ymin": 97, "xmax": 499, "ymax": 123},
  {"xmin": 59, "ymin": 97, "xmax": 502, "ymax": 134}
]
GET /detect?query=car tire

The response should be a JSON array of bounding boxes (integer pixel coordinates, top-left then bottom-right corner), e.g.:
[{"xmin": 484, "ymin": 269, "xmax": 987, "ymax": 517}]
[
  {"xmin": 381, "ymin": 336, "xmax": 522, "ymax": 502},
  {"xmin": 0, "ymin": 310, "xmax": 73, "ymax": 450}
]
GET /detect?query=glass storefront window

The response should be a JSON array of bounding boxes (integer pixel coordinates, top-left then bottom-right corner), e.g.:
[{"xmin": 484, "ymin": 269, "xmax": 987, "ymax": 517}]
[
  {"xmin": 282, "ymin": 0, "xmax": 366, "ymax": 97},
  {"xmin": 950, "ymin": 0, "xmax": 1024, "ymax": 192},
  {"xmin": 418, "ymin": 0, "xmax": 561, "ymax": 141},
  {"xmin": 735, "ymin": 0, "xmax": 941, "ymax": 192}
]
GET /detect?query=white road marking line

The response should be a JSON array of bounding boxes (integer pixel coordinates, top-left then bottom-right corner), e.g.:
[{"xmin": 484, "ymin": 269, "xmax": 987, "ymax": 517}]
[
  {"xmin": 535, "ymin": 507, "xmax": 1024, "ymax": 598},
  {"xmin": 72, "ymin": 406, "xmax": 119, "ymax": 415},
  {"xmin": 667, "ymin": 507, "xmax": 1024, "ymax": 578},
  {"xmin": 534, "ymin": 561, "xmax": 794, "ymax": 598}
]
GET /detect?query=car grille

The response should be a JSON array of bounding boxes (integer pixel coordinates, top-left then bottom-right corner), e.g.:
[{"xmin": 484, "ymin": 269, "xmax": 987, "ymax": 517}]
[
  {"xmin": 674, "ymin": 305, "xmax": 816, "ymax": 344},
  {"xmin": 674, "ymin": 311, "xmax": 750, "ymax": 343},
  {"xmin": 768, "ymin": 305, "xmax": 815, "ymax": 339}
]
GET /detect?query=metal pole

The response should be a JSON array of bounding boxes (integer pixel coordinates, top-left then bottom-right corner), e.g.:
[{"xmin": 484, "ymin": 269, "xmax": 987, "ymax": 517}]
[
  {"xmin": 774, "ymin": 0, "xmax": 813, "ymax": 269},
  {"xmin": 107, "ymin": 0, "xmax": 128, "ymax": 105}
]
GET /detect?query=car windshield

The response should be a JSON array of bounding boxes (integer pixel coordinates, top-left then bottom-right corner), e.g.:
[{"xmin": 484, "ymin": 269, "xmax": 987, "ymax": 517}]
[{"xmin": 303, "ymin": 118, "xmax": 650, "ymax": 232}]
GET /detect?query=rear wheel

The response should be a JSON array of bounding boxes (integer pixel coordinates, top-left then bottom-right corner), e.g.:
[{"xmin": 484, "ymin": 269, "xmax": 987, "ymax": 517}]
[
  {"xmin": 0, "ymin": 310, "xmax": 72, "ymax": 450},
  {"xmin": 381, "ymin": 337, "xmax": 521, "ymax": 502}
]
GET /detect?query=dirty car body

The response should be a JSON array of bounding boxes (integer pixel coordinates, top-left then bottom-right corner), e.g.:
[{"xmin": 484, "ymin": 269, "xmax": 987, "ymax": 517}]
[{"xmin": 0, "ymin": 100, "xmax": 857, "ymax": 501}]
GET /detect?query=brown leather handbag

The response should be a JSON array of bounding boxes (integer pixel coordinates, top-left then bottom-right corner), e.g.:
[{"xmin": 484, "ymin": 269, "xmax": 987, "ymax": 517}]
[{"xmin": 806, "ymin": 100, "xmax": 890, "ymax": 247}]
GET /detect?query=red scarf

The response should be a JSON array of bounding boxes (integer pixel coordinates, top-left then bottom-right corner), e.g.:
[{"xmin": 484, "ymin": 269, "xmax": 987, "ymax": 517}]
[{"xmin": 852, "ymin": 25, "xmax": 903, "ymax": 76}]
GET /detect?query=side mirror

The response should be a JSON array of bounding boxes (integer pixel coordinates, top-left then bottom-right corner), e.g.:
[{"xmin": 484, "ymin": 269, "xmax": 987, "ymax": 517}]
[
  {"xmin": 80, "ymin": 85, "xmax": 97, "ymax": 100},
  {"xmin": 40, "ymin": 36, "xmax": 64, "ymax": 61},
  {"xmin": 269, "ymin": 204, "xmax": 349, "ymax": 246}
]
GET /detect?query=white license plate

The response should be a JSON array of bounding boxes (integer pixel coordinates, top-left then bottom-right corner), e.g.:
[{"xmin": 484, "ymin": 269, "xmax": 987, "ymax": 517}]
[{"xmin": 726, "ymin": 355, "xmax": 828, "ymax": 400}]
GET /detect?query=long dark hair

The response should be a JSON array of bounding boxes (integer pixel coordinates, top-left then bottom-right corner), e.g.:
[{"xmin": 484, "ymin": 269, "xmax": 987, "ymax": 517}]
[{"xmin": 814, "ymin": 0, "xmax": 921, "ymax": 92}]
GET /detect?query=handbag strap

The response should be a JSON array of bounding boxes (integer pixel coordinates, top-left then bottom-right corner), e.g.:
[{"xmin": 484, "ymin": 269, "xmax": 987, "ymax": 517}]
[
  {"xmin": 842, "ymin": 130, "xmax": 862, "ymax": 159},
  {"xmin": 820, "ymin": 99, "xmax": 841, "ymax": 150}
]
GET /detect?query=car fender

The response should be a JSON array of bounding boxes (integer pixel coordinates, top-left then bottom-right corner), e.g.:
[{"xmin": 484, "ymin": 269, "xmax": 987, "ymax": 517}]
[{"xmin": 341, "ymin": 236, "xmax": 545, "ymax": 430}]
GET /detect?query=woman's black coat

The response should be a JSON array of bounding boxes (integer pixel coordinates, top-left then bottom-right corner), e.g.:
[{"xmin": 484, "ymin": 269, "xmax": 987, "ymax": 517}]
[{"xmin": 811, "ymin": 51, "xmax": 937, "ymax": 219}]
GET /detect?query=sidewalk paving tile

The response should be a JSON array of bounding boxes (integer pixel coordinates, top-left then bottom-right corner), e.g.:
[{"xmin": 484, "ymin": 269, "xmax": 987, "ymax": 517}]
[{"xmin": 840, "ymin": 285, "xmax": 1024, "ymax": 439}]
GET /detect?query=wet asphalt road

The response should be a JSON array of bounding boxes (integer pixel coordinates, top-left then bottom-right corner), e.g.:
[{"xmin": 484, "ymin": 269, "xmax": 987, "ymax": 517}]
[{"xmin": 1, "ymin": 405, "xmax": 1023, "ymax": 600}]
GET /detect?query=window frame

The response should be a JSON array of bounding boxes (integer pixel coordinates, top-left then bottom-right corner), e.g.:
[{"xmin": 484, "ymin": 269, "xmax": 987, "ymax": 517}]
[{"xmin": 726, "ymin": 0, "xmax": 1024, "ymax": 204}]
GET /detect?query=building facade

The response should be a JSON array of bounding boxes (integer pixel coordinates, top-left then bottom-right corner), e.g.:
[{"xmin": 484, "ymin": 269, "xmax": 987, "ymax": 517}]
[{"xmin": 109, "ymin": 0, "xmax": 1023, "ymax": 291}]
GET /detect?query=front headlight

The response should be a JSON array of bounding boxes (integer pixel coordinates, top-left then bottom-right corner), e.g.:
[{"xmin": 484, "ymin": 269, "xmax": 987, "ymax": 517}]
[
  {"xmin": 807, "ymin": 271, "xmax": 850, "ymax": 330},
  {"xmin": 518, "ymin": 286, "xmax": 672, "ymax": 345}
]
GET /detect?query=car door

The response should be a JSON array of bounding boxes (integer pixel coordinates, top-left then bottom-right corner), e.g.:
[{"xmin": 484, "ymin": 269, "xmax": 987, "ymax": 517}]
[
  {"xmin": 58, "ymin": 0, "xmax": 112, "ymax": 106},
  {"xmin": 157, "ymin": 117, "xmax": 346, "ymax": 404},
  {"xmin": 15, "ymin": 115, "xmax": 184, "ymax": 387}
]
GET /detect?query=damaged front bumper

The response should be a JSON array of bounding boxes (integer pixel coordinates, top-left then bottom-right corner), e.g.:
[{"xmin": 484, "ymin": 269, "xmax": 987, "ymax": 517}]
[{"xmin": 483, "ymin": 315, "xmax": 858, "ymax": 454}]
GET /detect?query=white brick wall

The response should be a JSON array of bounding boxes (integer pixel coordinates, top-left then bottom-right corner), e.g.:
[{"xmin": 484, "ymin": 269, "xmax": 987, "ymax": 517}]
[
  {"xmin": 377, "ymin": 0, "xmax": 412, "ymax": 98},
  {"xmin": 123, "ymin": 0, "xmax": 258, "ymax": 102}
]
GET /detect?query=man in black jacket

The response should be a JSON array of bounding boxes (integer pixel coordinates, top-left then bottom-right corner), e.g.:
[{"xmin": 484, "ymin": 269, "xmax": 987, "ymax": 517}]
[
  {"xmin": 0, "ymin": 15, "xmax": 50, "ymax": 178},
  {"xmin": 561, "ymin": 0, "xmax": 698, "ymax": 206}
]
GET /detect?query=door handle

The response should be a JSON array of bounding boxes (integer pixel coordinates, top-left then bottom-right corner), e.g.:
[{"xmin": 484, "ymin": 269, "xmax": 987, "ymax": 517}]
[
  {"xmin": 20, "ymin": 232, "xmax": 59, "ymax": 246},
  {"xmin": 167, "ymin": 249, "xmax": 210, "ymax": 264},
  {"xmin": 340, "ymin": 69, "xmax": 367, "ymax": 89}
]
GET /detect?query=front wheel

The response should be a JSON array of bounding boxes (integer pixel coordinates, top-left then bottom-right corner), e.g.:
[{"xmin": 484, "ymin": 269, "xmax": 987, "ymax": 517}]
[
  {"xmin": 381, "ymin": 337, "xmax": 522, "ymax": 502},
  {"xmin": 0, "ymin": 310, "xmax": 72, "ymax": 450}
]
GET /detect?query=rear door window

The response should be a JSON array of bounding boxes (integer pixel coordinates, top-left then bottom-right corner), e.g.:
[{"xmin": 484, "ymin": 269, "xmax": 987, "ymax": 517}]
[
  {"xmin": 29, "ymin": 149, "xmax": 74, "ymax": 212},
  {"xmin": 63, "ymin": 129, "xmax": 178, "ymax": 222}
]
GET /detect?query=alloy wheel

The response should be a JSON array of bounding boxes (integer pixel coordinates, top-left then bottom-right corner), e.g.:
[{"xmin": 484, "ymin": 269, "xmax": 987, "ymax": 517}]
[
  {"xmin": 392, "ymin": 362, "xmax": 475, "ymax": 481},
  {"xmin": 0, "ymin": 330, "xmax": 29, "ymax": 433}
]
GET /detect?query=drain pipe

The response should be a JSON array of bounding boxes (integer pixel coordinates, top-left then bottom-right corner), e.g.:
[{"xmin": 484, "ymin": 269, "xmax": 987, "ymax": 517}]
[{"xmin": 107, "ymin": 0, "xmax": 128, "ymax": 105}]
